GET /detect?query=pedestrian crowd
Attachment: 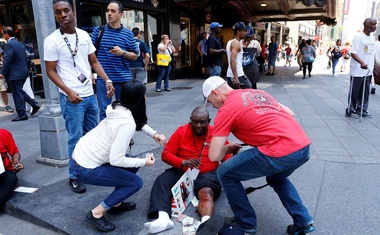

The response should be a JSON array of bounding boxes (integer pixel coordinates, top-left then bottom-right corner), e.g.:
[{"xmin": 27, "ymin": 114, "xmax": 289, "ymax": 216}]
[{"xmin": 1, "ymin": 1, "xmax": 378, "ymax": 234}]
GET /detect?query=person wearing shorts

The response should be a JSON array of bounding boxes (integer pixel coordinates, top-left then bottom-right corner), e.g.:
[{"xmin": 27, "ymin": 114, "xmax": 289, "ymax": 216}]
[{"xmin": 0, "ymin": 79, "xmax": 13, "ymax": 112}]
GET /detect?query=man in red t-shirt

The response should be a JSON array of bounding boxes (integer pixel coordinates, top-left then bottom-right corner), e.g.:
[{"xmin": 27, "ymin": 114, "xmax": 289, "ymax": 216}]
[
  {"xmin": 202, "ymin": 76, "xmax": 315, "ymax": 235},
  {"xmin": 145, "ymin": 107, "xmax": 235, "ymax": 234},
  {"xmin": 0, "ymin": 128, "xmax": 24, "ymax": 209}
]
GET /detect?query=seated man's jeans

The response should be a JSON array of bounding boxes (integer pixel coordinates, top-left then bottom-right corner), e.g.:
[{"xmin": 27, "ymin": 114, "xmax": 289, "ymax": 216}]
[
  {"xmin": 59, "ymin": 93, "xmax": 99, "ymax": 179},
  {"xmin": 217, "ymin": 145, "xmax": 313, "ymax": 230},
  {"xmin": 70, "ymin": 161, "xmax": 142, "ymax": 210}
]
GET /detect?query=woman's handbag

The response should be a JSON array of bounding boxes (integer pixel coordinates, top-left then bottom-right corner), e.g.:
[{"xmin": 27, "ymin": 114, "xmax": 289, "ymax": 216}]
[
  {"xmin": 156, "ymin": 54, "xmax": 170, "ymax": 66},
  {"xmin": 309, "ymin": 56, "xmax": 315, "ymax": 63},
  {"xmin": 171, "ymin": 57, "xmax": 177, "ymax": 68}
]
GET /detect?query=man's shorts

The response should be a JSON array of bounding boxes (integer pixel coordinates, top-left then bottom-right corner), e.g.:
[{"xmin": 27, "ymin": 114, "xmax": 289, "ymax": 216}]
[
  {"xmin": 0, "ymin": 79, "xmax": 8, "ymax": 92},
  {"xmin": 194, "ymin": 169, "xmax": 222, "ymax": 200},
  {"xmin": 268, "ymin": 56, "xmax": 276, "ymax": 66}
]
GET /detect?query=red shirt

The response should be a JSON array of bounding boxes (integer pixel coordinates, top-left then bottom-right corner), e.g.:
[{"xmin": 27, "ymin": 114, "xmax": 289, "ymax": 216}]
[
  {"xmin": 0, "ymin": 129, "xmax": 19, "ymax": 171},
  {"xmin": 162, "ymin": 124, "xmax": 231, "ymax": 174},
  {"xmin": 285, "ymin": 47, "xmax": 292, "ymax": 55},
  {"xmin": 213, "ymin": 90, "xmax": 311, "ymax": 157}
]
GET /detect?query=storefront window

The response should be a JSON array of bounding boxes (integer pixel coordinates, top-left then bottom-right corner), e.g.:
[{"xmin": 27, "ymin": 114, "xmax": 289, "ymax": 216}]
[
  {"xmin": 8, "ymin": 2, "xmax": 38, "ymax": 58},
  {"xmin": 80, "ymin": 2, "xmax": 102, "ymax": 33},
  {"xmin": 148, "ymin": 13, "xmax": 158, "ymax": 62},
  {"xmin": 180, "ymin": 17, "xmax": 191, "ymax": 66}
]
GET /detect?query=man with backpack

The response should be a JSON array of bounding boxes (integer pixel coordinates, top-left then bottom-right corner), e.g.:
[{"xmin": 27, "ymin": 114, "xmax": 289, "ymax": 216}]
[{"xmin": 91, "ymin": 0, "xmax": 138, "ymax": 121}]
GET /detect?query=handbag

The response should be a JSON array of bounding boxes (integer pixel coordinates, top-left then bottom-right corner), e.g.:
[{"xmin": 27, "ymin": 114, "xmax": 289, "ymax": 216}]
[
  {"xmin": 156, "ymin": 54, "xmax": 170, "ymax": 66},
  {"xmin": 332, "ymin": 50, "xmax": 342, "ymax": 59},
  {"xmin": 171, "ymin": 58, "xmax": 177, "ymax": 68},
  {"xmin": 344, "ymin": 53, "xmax": 350, "ymax": 59},
  {"xmin": 309, "ymin": 56, "xmax": 315, "ymax": 63}
]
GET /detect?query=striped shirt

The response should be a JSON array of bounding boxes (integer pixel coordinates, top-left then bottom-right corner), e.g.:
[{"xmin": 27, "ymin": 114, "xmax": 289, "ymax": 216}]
[{"xmin": 91, "ymin": 24, "xmax": 138, "ymax": 82}]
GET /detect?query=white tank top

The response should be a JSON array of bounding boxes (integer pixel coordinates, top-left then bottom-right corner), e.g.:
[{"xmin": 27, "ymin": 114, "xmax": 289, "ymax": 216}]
[{"xmin": 226, "ymin": 39, "xmax": 244, "ymax": 77}]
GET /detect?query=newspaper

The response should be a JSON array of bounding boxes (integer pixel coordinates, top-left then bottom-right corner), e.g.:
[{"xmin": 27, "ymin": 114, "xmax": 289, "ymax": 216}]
[{"xmin": 171, "ymin": 168, "xmax": 195, "ymax": 217}]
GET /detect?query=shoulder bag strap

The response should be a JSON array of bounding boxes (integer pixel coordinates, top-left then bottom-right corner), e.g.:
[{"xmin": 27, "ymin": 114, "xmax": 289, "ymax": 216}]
[{"xmin": 95, "ymin": 25, "xmax": 105, "ymax": 56}]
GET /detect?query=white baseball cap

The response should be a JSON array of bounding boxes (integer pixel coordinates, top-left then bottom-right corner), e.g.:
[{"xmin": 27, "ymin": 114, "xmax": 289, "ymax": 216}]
[{"xmin": 202, "ymin": 76, "xmax": 227, "ymax": 98}]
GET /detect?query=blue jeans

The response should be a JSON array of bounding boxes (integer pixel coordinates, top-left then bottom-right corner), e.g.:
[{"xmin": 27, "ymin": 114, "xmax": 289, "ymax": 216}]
[
  {"xmin": 332, "ymin": 57, "xmax": 339, "ymax": 75},
  {"xmin": 59, "ymin": 93, "xmax": 99, "ymax": 179},
  {"xmin": 70, "ymin": 161, "xmax": 142, "ymax": 210},
  {"xmin": 156, "ymin": 64, "xmax": 172, "ymax": 90},
  {"xmin": 96, "ymin": 80, "xmax": 125, "ymax": 121},
  {"xmin": 207, "ymin": 65, "xmax": 222, "ymax": 76},
  {"xmin": 217, "ymin": 145, "xmax": 313, "ymax": 230}
]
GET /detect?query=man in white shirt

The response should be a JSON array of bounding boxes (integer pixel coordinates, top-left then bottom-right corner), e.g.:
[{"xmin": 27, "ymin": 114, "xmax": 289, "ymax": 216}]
[
  {"xmin": 44, "ymin": 0, "xmax": 114, "ymax": 193},
  {"xmin": 346, "ymin": 17, "xmax": 377, "ymax": 118}
]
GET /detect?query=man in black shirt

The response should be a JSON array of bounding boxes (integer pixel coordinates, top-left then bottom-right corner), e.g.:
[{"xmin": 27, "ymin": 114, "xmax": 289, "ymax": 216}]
[{"xmin": 207, "ymin": 22, "xmax": 226, "ymax": 76}]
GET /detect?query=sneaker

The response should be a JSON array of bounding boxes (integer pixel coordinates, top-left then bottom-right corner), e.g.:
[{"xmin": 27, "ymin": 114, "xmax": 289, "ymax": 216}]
[
  {"xmin": 345, "ymin": 109, "xmax": 359, "ymax": 118},
  {"xmin": 31, "ymin": 105, "xmax": 40, "ymax": 116},
  {"xmin": 361, "ymin": 110, "xmax": 372, "ymax": 118},
  {"xmin": 302, "ymin": 77, "xmax": 305, "ymax": 79},
  {"xmin": 287, "ymin": 223, "xmax": 315, "ymax": 235},
  {"xmin": 196, "ymin": 215, "xmax": 224, "ymax": 235},
  {"xmin": 270, "ymin": 73, "xmax": 275, "ymax": 76},
  {"xmin": 69, "ymin": 178, "xmax": 86, "ymax": 193},
  {"xmin": 156, "ymin": 89, "xmax": 161, "ymax": 92},
  {"xmin": 85, "ymin": 211, "xmax": 115, "ymax": 232},
  {"xmin": 5, "ymin": 105, "xmax": 14, "ymax": 113},
  {"xmin": 108, "ymin": 202, "xmax": 136, "ymax": 214},
  {"xmin": 371, "ymin": 87, "xmax": 376, "ymax": 94},
  {"xmin": 265, "ymin": 72, "xmax": 271, "ymax": 76}
]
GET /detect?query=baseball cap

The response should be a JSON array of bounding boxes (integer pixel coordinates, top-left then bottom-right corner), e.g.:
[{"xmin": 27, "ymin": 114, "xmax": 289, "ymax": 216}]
[
  {"xmin": 210, "ymin": 22, "xmax": 223, "ymax": 29},
  {"xmin": 246, "ymin": 26, "xmax": 254, "ymax": 37},
  {"xmin": 233, "ymin": 22, "xmax": 247, "ymax": 31},
  {"xmin": 202, "ymin": 76, "xmax": 226, "ymax": 98}
]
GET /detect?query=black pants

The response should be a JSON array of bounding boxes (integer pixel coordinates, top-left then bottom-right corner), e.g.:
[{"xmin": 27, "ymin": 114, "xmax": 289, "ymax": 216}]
[
  {"xmin": 302, "ymin": 62, "xmax": 313, "ymax": 77},
  {"xmin": 348, "ymin": 75, "xmax": 371, "ymax": 113},
  {"xmin": 0, "ymin": 170, "xmax": 18, "ymax": 208},
  {"xmin": 10, "ymin": 78, "xmax": 39, "ymax": 118}
]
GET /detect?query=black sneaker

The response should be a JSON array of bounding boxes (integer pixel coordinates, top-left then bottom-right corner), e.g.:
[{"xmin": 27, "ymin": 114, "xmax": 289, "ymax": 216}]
[
  {"xmin": 371, "ymin": 87, "xmax": 376, "ymax": 94},
  {"xmin": 85, "ymin": 211, "xmax": 115, "ymax": 232},
  {"xmin": 196, "ymin": 215, "xmax": 224, "ymax": 235},
  {"xmin": 355, "ymin": 109, "xmax": 372, "ymax": 118},
  {"xmin": 287, "ymin": 223, "xmax": 315, "ymax": 235},
  {"xmin": 69, "ymin": 178, "xmax": 86, "ymax": 193},
  {"xmin": 265, "ymin": 72, "xmax": 271, "ymax": 76},
  {"xmin": 362, "ymin": 111, "xmax": 372, "ymax": 118},
  {"xmin": 108, "ymin": 202, "xmax": 136, "ymax": 214}
]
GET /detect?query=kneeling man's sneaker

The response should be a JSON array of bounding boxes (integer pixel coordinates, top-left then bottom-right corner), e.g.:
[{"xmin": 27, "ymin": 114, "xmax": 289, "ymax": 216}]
[{"xmin": 287, "ymin": 223, "xmax": 315, "ymax": 235}]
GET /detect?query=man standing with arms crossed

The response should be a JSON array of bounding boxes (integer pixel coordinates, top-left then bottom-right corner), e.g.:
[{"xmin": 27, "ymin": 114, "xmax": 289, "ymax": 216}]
[
  {"xmin": 207, "ymin": 22, "xmax": 225, "ymax": 77},
  {"xmin": 44, "ymin": 0, "xmax": 115, "ymax": 193},
  {"xmin": 346, "ymin": 17, "xmax": 377, "ymax": 118},
  {"xmin": 91, "ymin": 1, "xmax": 138, "ymax": 121},
  {"xmin": 130, "ymin": 27, "xmax": 150, "ymax": 84}
]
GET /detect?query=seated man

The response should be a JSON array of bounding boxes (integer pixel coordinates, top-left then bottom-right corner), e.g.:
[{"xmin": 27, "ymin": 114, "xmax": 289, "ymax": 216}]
[
  {"xmin": 144, "ymin": 106, "xmax": 237, "ymax": 234},
  {"xmin": 0, "ymin": 128, "xmax": 24, "ymax": 210}
]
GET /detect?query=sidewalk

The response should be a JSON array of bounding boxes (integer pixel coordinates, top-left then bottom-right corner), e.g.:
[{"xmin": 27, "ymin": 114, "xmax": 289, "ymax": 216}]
[{"xmin": 1, "ymin": 57, "xmax": 380, "ymax": 235}]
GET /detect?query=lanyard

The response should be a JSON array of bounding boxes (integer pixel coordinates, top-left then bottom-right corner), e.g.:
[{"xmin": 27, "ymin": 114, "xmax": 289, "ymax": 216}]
[
  {"xmin": 192, "ymin": 130, "xmax": 209, "ymax": 162},
  {"xmin": 60, "ymin": 28, "xmax": 78, "ymax": 67}
]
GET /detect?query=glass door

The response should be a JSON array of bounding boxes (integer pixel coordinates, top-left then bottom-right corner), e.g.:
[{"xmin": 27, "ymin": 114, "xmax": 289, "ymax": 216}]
[{"xmin": 180, "ymin": 17, "xmax": 191, "ymax": 67}]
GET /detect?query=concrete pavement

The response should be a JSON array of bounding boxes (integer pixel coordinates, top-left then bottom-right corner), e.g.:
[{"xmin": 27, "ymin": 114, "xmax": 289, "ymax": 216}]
[{"xmin": 1, "ymin": 55, "xmax": 380, "ymax": 235}]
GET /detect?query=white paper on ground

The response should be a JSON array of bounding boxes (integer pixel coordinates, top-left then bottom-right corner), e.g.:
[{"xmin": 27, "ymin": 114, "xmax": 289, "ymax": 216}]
[{"xmin": 14, "ymin": 186, "xmax": 39, "ymax": 193}]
